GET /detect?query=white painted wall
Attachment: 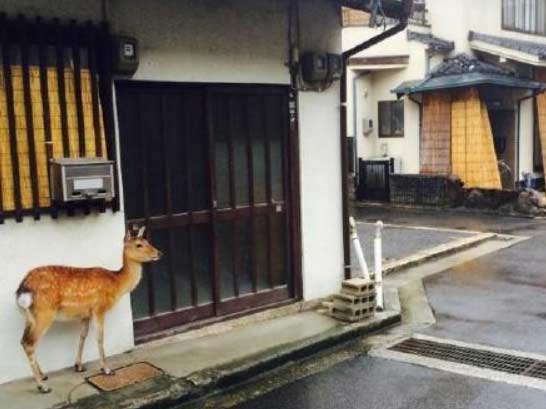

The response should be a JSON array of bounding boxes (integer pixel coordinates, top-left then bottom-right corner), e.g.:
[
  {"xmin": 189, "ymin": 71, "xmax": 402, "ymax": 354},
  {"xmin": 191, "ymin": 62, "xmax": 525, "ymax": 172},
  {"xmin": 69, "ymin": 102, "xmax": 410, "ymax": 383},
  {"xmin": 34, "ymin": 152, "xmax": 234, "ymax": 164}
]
[
  {"xmin": 298, "ymin": 0, "xmax": 344, "ymax": 300},
  {"xmin": 344, "ymin": 26, "xmax": 427, "ymax": 172},
  {"xmin": 0, "ymin": 0, "xmax": 344, "ymax": 383},
  {"xmin": 0, "ymin": 214, "xmax": 129, "ymax": 385}
]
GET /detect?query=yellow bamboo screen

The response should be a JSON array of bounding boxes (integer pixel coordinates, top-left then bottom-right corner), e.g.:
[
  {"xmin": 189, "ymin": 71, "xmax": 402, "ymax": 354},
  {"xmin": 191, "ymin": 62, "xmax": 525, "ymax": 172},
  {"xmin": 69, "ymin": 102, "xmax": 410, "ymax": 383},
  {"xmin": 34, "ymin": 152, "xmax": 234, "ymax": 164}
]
[
  {"xmin": 0, "ymin": 66, "xmax": 107, "ymax": 211},
  {"xmin": 420, "ymin": 91, "xmax": 452, "ymax": 174},
  {"xmin": 451, "ymin": 88, "xmax": 501, "ymax": 189}
]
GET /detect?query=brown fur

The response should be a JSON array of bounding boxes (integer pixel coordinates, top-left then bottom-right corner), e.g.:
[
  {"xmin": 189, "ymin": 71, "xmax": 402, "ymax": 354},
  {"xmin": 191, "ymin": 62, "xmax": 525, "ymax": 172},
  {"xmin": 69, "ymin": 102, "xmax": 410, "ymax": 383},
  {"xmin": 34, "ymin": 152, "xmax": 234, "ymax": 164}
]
[{"xmin": 16, "ymin": 227, "xmax": 161, "ymax": 393}]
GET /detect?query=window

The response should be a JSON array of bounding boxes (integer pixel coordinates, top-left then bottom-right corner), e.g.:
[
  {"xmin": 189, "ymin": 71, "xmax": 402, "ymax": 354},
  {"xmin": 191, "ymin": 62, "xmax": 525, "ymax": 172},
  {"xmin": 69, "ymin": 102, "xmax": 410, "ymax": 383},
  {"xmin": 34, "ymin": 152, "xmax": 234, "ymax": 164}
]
[
  {"xmin": 0, "ymin": 15, "xmax": 115, "ymax": 222},
  {"xmin": 378, "ymin": 100, "xmax": 404, "ymax": 138},
  {"xmin": 503, "ymin": 0, "xmax": 546, "ymax": 35}
]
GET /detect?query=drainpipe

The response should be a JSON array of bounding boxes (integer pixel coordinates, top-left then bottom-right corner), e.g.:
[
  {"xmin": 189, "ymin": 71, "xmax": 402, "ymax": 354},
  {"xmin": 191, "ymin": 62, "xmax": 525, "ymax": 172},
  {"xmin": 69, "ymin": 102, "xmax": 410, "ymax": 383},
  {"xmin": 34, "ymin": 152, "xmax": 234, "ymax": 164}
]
[{"xmin": 340, "ymin": 0, "xmax": 413, "ymax": 279}]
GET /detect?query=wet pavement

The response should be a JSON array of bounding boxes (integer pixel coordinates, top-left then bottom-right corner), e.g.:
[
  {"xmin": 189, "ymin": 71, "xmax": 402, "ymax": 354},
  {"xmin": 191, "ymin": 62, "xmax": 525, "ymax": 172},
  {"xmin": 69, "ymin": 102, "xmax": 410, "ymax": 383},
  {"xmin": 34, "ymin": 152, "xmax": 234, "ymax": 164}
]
[
  {"xmin": 233, "ymin": 357, "xmax": 546, "ymax": 409},
  {"xmin": 354, "ymin": 222, "xmax": 475, "ymax": 269},
  {"xmin": 222, "ymin": 207, "xmax": 546, "ymax": 408}
]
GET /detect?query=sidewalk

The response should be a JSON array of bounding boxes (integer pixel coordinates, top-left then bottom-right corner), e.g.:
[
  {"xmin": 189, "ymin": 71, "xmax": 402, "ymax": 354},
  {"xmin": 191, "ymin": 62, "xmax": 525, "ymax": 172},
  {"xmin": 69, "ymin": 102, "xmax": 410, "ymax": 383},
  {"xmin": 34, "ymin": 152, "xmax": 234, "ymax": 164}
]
[{"xmin": 0, "ymin": 303, "xmax": 399, "ymax": 409}]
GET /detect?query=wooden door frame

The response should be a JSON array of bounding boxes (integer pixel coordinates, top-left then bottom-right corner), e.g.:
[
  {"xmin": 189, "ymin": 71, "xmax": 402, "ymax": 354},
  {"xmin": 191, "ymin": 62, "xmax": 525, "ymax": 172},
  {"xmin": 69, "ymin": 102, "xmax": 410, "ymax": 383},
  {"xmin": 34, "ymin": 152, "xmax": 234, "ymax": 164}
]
[{"xmin": 114, "ymin": 80, "xmax": 303, "ymax": 340}]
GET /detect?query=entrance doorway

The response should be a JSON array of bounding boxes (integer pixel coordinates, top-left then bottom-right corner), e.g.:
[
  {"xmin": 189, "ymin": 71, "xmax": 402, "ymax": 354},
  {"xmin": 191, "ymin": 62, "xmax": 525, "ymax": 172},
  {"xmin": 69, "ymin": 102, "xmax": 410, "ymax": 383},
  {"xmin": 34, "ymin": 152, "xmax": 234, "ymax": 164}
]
[{"xmin": 116, "ymin": 81, "xmax": 299, "ymax": 339}]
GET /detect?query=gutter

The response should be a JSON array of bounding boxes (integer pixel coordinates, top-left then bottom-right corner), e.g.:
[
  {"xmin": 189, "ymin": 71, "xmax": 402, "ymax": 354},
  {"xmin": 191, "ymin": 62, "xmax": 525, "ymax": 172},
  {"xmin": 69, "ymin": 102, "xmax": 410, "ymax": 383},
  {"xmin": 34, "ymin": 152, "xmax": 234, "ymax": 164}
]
[{"xmin": 340, "ymin": 0, "xmax": 413, "ymax": 278}]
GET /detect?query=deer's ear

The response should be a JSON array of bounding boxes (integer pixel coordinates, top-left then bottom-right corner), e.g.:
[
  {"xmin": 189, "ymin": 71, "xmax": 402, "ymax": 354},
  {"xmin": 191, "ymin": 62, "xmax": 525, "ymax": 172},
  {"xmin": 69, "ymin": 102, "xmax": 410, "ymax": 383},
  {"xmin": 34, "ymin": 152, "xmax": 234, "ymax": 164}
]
[
  {"xmin": 124, "ymin": 229, "xmax": 133, "ymax": 242},
  {"xmin": 137, "ymin": 225, "xmax": 146, "ymax": 238}
]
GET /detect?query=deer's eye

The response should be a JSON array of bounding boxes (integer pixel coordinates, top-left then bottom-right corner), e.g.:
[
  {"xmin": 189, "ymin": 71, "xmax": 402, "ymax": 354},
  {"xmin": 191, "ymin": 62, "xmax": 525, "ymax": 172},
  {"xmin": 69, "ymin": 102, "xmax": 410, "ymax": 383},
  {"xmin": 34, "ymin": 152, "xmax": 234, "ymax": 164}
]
[{"xmin": 136, "ymin": 244, "xmax": 143, "ymax": 248}]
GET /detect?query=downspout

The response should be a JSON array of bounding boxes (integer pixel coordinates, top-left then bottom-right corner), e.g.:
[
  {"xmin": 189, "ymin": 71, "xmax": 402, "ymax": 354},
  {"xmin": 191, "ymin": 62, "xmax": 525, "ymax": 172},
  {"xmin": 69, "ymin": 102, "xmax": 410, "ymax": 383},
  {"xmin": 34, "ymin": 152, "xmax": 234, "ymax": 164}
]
[{"xmin": 340, "ymin": 0, "xmax": 413, "ymax": 279}]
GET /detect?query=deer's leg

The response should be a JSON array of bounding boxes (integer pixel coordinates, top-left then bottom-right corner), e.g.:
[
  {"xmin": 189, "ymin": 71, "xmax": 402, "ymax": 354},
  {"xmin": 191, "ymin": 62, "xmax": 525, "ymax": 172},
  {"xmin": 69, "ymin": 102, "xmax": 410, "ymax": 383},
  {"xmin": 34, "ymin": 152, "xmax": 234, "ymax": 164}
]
[
  {"xmin": 21, "ymin": 310, "xmax": 55, "ymax": 393},
  {"xmin": 74, "ymin": 318, "xmax": 90, "ymax": 372},
  {"xmin": 92, "ymin": 310, "xmax": 112, "ymax": 375}
]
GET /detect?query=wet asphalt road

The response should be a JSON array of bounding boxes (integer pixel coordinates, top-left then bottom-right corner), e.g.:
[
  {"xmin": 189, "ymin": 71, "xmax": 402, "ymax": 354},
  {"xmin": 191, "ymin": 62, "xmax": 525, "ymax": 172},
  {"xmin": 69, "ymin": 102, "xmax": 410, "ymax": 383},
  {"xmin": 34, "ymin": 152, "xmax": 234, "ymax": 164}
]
[
  {"xmin": 231, "ymin": 208, "xmax": 546, "ymax": 408},
  {"xmin": 234, "ymin": 357, "xmax": 546, "ymax": 409},
  {"xmin": 354, "ymin": 223, "xmax": 474, "ymax": 269}
]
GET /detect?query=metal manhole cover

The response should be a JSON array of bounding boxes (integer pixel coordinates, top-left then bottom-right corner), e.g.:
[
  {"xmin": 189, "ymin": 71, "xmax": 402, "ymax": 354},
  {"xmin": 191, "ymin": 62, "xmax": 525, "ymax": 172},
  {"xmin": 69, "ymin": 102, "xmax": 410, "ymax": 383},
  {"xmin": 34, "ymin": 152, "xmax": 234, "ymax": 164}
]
[
  {"xmin": 87, "ymin": 362, "xmax": 163, "ymax": 392},
  {"xmin": 389, "ymin": 338, "xmax": 546, "ymax": 380}
]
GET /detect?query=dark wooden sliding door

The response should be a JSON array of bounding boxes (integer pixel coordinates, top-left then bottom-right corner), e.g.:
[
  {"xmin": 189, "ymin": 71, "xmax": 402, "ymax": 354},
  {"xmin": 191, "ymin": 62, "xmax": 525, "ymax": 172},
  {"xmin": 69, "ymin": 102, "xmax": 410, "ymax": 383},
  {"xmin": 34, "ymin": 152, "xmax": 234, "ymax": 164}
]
[{"xmin": 116, "ymin": 81, "xmax": 298, "ymax": 339}]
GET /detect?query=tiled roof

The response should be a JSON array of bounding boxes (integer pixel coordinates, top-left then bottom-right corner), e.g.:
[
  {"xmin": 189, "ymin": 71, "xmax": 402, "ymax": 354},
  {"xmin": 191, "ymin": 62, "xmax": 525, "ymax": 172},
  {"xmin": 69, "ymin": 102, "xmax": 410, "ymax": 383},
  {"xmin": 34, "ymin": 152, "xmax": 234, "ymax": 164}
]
[
  {"xmin": 392, "ymin": 53, "xmax": 546, "ymax": 95},
  {"xmin": 407, "ymin": 30, "xmax": 454, "ymax": 52},
  {"xmin": 429, "ymin": 53, "xmax": 512, "ymax": 78},
  {"xmin": 469, "ymin": 31, "xmax": 546, "ymax": 60}
]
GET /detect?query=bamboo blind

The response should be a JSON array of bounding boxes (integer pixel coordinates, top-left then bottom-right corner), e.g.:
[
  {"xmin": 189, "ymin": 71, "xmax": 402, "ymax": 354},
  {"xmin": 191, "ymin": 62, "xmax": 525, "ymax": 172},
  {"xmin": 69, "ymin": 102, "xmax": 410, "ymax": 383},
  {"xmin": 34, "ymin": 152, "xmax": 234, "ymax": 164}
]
[
  {"xmin": 451, "ymin": 88, "xmax": 501, "ymax": 189},
  {"xmin": 0, "ymin": 66, "xmax": 107, "ymax": 211},
  {"xmin": 420, "ymin": 91, "xmax": 452, "ymax": 174}
]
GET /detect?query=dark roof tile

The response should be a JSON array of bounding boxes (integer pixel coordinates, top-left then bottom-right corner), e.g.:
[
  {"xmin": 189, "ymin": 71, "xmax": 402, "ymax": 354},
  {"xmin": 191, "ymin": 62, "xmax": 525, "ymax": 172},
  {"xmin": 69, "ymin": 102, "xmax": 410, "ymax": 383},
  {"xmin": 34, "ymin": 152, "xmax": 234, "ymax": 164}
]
[
  {"xmin": 469, "ymin": 31, "xmax": 546, "ymax": 60},
  {"xmin": 407, "ymin": 30, "xmax": 454, "ymax": 52}
]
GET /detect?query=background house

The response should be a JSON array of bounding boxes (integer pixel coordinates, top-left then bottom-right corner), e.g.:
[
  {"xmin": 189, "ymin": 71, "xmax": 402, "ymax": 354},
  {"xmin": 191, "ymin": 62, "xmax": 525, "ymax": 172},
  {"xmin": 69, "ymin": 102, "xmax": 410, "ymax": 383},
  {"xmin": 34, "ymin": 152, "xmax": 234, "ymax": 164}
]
[
  {"xmin": 345, "ymin": 0, "xmax": 546, "ymax": 198},
  {"xmin": 0, "ymin": 0, "xmax": 370, "ymax": 385}
]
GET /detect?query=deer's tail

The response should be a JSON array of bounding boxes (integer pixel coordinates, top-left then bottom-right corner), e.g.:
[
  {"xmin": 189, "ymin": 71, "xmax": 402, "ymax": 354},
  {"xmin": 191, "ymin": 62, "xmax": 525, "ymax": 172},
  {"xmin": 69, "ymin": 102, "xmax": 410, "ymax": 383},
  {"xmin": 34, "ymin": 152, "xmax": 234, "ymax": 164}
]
[{"xmin": 16, "ymin": 283, "xmax": 36, "ymax": 326}]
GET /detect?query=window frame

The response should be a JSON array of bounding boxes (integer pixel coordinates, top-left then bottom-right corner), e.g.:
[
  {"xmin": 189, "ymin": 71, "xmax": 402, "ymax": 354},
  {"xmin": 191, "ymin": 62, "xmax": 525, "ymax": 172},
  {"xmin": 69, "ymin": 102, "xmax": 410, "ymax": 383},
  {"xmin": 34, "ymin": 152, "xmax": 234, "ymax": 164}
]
[
  {"xmin": 378, "ymin": 100, "xmax": 405, "ymax": 138},
  {"xmin": 502, "ymin": 0, "xmax": 546, "ymax": 36}
]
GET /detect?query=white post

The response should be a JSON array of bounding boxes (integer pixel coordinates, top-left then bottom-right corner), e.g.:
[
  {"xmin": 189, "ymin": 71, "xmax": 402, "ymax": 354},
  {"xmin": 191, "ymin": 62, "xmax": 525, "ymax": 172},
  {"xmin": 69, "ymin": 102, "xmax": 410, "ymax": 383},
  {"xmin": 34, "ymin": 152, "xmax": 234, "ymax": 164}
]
[
  {"xmin": 349, "ymin": 217, "xmax": 370, "ymax": 280},
  {"xmin": 374, "ymin": 220, "xmax": 384, "ymax": 311}
]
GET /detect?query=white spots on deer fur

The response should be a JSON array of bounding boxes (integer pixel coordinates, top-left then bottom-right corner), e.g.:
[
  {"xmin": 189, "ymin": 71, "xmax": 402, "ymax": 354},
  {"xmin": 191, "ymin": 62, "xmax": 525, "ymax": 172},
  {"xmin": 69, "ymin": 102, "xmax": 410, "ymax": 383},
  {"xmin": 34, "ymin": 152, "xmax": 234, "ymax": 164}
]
[{"xmin": 17, "ymin": 292, "xmax": 33, "ymax": 309}]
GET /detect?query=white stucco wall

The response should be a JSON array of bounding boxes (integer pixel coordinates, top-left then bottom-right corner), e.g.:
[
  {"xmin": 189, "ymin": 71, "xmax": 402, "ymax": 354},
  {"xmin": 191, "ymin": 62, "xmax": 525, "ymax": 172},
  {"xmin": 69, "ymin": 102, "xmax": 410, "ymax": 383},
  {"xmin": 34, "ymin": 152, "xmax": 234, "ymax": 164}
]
[
  {"xmin": 344, "ymin": 24, "xmax": 427, "ymax": 172},
  {"xmin": 0, "ymin": 0, "xmax": 343, "ymax": 384},
  {"xmin": 298, "ymin": 0, "xmax": 344, "ymax": 300}
]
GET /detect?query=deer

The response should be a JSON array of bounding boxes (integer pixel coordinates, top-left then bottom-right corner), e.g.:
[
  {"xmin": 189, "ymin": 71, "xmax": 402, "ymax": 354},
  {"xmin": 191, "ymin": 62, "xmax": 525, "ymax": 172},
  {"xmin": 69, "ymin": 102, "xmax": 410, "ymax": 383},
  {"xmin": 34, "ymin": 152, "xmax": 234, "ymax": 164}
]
[{"xmin": 15, "ymin": 226, "xmax": 162, "ymax": 393}]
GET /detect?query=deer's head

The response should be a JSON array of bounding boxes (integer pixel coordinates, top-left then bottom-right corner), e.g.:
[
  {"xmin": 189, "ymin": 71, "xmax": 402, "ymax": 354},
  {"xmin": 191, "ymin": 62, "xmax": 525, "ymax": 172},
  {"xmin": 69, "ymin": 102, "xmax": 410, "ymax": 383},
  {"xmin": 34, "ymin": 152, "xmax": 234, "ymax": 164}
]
[{"xmin": 123, "ymin": 226, "xmax": 162, "ymax": 263}]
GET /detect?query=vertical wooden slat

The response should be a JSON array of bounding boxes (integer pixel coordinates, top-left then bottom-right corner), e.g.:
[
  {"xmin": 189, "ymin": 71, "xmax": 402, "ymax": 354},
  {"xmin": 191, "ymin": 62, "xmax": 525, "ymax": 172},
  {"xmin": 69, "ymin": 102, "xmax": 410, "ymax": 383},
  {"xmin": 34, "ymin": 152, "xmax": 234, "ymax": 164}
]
[
  {"xmin": 261, "ymin": 96, "xmax": 274, "ymax": 289},
  {"xmin": 137, "ymin": 93, "xmax": 155, "ymax": 316},
  {"xmin": 226, "ymin": 96, "xmax": 240, "ymax": 297},
  {"xmin": 183, "ymin": 95, "xmax": 198, "ymax": 306},
  {"xmin": 18, "ymin": 15, "xmax": 41, "ymax": 220},
  {"xmin": 1, "ymin": 14, "xmax": 23, "ymax": 222},
  {"xmin": 36, "ymin": 17, "xmax": 53, "ymax": 207},
  {"xmin": 286, "ymin": 89, "xmax": 301, "ymax": 298},
  {"xmin": 70, "ymin": 20, "xmax": 85, "ymax": 157},
  {"xmin": 85, "ymin": 21, "xmax": 102, "ymax": 158},
  {"xmin": 97, "ymin": 22, "xmax": 119, "ymax": 211},
  {"xmin": 54, "ymin": 19, "xmax": 70, "ymax": 157},
  {"xmin": 160, "ymin": 95, "xmax": 178, "ymax": 311},
  {"xmin": 231, "ymin": 221, "xmax": 240, "ymax": 297},
  {"xmin": 243, "ymin": 96, "xmax": 261, "ymax": 291},
  {"xmin": 206, "ymin": 88, "xmax": 220, "ymax": 315}
]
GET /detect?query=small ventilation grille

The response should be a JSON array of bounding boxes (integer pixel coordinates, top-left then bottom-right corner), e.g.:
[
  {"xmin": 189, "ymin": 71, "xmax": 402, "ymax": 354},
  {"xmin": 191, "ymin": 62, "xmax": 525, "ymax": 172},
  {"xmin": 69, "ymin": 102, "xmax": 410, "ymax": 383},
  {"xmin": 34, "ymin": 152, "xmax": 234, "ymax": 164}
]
[{"xmin": 389, "ymin": 338, "xmax": 546, "ymax": 379}]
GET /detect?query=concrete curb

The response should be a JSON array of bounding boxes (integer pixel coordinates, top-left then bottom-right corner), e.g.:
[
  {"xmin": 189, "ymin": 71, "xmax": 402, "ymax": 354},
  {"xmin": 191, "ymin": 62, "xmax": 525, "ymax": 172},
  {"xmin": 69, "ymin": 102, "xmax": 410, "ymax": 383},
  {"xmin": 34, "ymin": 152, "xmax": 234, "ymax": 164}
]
[
  {"xmin": 55, "ymin": 312, "xmax": 400, "ymax": 409},
  {"xmin": 382, "ymin": 232, "xmax": 496, "ymax": 276}
]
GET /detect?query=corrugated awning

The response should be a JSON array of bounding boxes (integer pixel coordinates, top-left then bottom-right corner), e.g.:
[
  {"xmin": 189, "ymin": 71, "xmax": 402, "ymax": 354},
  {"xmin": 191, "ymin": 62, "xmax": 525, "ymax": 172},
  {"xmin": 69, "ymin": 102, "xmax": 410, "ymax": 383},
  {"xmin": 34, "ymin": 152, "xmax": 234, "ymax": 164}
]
[{"xmin": 392, "ymin": 72, "xmax": 546, "ymax": 97}]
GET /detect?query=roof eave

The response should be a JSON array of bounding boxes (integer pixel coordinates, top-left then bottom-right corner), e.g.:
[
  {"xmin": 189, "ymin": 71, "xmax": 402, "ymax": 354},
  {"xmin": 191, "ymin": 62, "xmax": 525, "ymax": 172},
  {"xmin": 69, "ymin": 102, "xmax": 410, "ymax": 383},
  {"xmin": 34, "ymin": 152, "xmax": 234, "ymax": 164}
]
[{"xmin": 392, "ymin": 75, "xmax": 546, "ymax": 96}]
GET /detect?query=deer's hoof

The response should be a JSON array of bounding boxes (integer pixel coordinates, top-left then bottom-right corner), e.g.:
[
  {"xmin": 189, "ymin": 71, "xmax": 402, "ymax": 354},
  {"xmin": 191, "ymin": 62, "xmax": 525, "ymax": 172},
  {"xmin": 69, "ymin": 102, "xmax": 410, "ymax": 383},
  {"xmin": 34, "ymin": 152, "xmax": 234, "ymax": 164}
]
[
  {"xmin": 74, "ymin": 364, "xmax": 86, "ymax": 373},
  {"xmin": 101, "ymin": 367, "xmax": 114, "ymax": 376},
  {"xmin": 37, "ymin": 385, "xmax": 51, "ymax": 394}
]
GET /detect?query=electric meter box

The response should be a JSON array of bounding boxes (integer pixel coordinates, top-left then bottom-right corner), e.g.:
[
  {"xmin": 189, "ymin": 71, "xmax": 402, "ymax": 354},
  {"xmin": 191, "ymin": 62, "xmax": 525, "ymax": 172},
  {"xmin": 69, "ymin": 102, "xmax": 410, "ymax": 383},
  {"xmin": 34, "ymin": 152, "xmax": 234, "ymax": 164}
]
[
  {"xmin": 301, "ymin": 52, "xmax": 343, "ymax": 83},
  {"xmin": 112, "ymin": 35, "xmax": 139, "ymax": 76},
  {"xmin": 50, "ymin": 158, "xmax": 115, "ymax": 203},
  {"xmin": 301, "ymin": 52, "xmax": 328, "ymax": 82}
]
